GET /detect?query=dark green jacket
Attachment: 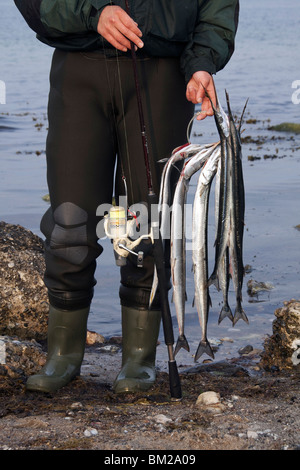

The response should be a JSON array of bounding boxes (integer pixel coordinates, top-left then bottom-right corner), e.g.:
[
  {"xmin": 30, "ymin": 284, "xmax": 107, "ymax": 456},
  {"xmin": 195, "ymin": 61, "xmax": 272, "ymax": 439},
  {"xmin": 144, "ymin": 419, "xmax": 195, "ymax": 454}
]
[{"xmin": 14, "ymin": 0, "xmax": 239, "ymax": 82}]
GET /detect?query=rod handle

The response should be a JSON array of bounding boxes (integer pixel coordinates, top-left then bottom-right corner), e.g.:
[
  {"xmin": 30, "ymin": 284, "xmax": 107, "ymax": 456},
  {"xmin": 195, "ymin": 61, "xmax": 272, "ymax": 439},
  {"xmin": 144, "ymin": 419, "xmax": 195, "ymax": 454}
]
[{"xmin": 168, "ymin": 360, "xmax": 182, "ymax": 400}]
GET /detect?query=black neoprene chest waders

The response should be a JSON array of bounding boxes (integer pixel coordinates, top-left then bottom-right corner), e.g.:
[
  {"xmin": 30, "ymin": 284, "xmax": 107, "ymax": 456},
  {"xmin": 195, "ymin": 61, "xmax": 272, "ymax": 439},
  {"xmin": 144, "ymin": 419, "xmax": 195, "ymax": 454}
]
[{"xmin": 26, "ymin": 49, "xmax": 194, "ymax": 393}]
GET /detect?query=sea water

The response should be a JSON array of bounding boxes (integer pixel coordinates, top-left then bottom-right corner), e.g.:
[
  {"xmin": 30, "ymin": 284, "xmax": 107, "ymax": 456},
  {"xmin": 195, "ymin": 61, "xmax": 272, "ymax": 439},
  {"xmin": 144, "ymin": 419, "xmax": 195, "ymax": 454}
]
[{"xmin": 0, "ymin": 0, "xmax": 299, "ymax": 365}]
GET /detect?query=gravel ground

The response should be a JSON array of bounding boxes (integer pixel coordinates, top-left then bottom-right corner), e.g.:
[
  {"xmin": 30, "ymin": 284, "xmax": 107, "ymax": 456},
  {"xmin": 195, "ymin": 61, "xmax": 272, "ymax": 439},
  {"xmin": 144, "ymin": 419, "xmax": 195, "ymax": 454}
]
[{"xmin": 0, "ymin": 344, "xmax": 299, "ymax": 452}]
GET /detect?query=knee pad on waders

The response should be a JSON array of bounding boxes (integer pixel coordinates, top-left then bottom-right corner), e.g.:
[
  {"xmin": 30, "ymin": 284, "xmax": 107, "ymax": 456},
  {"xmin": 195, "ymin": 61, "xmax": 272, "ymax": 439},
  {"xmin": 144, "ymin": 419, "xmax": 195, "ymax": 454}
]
[{"xmin": 40, "ymin": 203, "xmax": 102, "ymax": 309}]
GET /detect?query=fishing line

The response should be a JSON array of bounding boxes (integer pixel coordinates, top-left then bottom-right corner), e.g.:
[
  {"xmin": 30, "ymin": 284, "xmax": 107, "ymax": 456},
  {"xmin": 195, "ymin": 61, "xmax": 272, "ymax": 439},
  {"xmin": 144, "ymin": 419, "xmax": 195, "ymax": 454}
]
[
  {"xmin": 187, "ymin": 108, "xmax": 214, "ymax": 144},
  {"xmin": 100, "ymin": 10, "xmax": 133, "ymax": 208},
  {"xmin": 186, "ymin": 112, "xmax": 203, "ymax": 144}
]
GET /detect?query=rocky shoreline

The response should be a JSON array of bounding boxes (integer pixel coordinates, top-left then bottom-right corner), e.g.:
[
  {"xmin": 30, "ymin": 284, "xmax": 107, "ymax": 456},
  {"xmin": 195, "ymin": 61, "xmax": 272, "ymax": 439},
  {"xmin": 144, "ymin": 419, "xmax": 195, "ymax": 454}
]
[{"xmin": 0, "ymin": 222, "xmax": 299, "ymax": 451}]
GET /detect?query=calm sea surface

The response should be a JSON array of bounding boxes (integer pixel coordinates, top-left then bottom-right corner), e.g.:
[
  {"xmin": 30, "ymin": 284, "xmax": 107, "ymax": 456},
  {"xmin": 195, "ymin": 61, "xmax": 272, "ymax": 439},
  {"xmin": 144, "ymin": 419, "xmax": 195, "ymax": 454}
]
[{"xmin": 1, "ymin": 0, "xmax": 299, "ymax": 365}]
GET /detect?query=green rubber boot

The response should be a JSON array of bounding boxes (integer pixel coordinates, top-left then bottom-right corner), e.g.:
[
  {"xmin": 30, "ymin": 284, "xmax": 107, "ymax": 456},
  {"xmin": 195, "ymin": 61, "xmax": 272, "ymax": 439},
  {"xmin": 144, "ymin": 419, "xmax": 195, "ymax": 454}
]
[
  {"xmin": 26, "ymin": 305, "xmax": 89, "ymax": 393},
  {"xmin": 113, "ymin": 306, "xmax": 161, "ymax": 394}
]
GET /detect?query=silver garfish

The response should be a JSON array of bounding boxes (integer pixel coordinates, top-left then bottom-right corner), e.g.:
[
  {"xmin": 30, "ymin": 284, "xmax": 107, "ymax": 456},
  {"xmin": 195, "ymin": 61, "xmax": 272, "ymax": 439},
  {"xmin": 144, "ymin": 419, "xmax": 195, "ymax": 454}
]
[
  {"xmin": 214, "ymin": 158, "xmax": 233, "ymax": 324},
  {"xmin": 171, "ymin": 163, "xmax": 190, "ymax": 355},
  {"xmin": 159, "ymin": 142, "xmax": 218, "ymax": 238},
  {"xmin": 207, "ymin": 96, "xmax": 231, "ymax": 291},
  {"xmin": 206, "ymin": 89, "xmax": 248, "ymax": 325},
  {"xmin": 171, "ymin": 143, "xmax": 218, "ymax": 355},
  {"xmin": 182, "ymin": 142, "xmax": 219, "ymax": 181},
  {"xmin": 225, "ymin": 92, "xmax": 248, "ymax": 325},
  {"xmin": 150, "ymin": 142, "xmax": 218, "ymax": 307},
  {"xmin": 192, "ymin": 144, "xmax": 221, "ymax": 361},
  {"xmin": 150, "ymin": 143, "xmax": 192, "ymax": 307}
]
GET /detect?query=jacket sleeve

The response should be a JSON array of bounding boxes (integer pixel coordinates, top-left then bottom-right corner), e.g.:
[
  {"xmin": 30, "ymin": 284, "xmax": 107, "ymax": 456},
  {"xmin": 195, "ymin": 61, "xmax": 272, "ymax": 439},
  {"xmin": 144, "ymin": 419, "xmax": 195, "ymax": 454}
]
[
  {"xmin": 181, "ymin": 0, "xmax": 239, "ymax": 82},
  {"xmin": 14, "ymin": 0, "xmax": 111, "ymax": 38}
]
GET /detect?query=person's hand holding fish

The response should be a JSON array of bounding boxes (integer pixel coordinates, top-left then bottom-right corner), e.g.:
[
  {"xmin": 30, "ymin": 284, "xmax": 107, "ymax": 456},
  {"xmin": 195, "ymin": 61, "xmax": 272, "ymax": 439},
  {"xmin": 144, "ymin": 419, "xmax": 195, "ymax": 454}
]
[{"xmin": 186, "ymin": 71, "xmax": 216, "ymax": 120}]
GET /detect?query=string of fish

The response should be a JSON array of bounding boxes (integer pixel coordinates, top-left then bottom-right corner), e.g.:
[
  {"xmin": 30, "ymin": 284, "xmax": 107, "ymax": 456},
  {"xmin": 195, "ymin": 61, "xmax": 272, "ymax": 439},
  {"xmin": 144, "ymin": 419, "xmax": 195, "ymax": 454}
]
[{"xmin": 150, "ymin": 91, "xmax": 249, "ymax": 362}]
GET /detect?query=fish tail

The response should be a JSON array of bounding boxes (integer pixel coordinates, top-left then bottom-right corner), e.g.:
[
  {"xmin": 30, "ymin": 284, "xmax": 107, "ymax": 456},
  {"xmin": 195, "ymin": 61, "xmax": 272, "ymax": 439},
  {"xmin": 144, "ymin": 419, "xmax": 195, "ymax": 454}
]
[
  {"xmin": 194, "ymin": 340, "xmax": 215, "ymax": 362},
  {"xmin": 218, "ymin": 304, "xmax": 234, "ymax": 325},
  {"xmin": 149, "ymin": 288, "xmax": 157, "ymax": 308},
  {"xmin": 149, "ymin": 289, "xmax": 156, "ymax": 310},
  {"xmin": 233, "ymin": 303, "xmax": 249, "ymax": 326},
  {"xmin": 149, "ymin": 273, "xmax": 158, "ymax": 308},
  {"xmin": 174, "ymin": 335, "xmax": 190, "ymax": 356},
  {"xmin": 207, "ymin": 273, "xmax": 220, "ymax": 291}
]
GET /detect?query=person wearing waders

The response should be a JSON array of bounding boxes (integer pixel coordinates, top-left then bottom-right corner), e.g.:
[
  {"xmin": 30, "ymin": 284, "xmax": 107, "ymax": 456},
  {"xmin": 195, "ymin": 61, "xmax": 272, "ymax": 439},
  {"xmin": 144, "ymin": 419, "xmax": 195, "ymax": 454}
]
[{"xmin": 14, "ymin": 0, "xmax": 239, "ymax": 394}]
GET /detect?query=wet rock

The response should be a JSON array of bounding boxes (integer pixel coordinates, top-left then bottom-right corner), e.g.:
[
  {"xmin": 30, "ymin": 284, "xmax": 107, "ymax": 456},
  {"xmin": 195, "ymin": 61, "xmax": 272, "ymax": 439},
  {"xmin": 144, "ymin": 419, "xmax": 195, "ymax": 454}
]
[
  {"xmin": 220, "ymin": 337, "xmax": 234, "ymax": 343},
  {"xmin": 244, "ymin": 264, "xmax": 252, "ymax": 274},
  {"xmin": 0, "ymin": 222, "xmax": 48, "ymax": 341},
  {"xmin": 196, "ymin": 391, "xmax": 226, "ymax": 413},
  {"xmin": 84, "ymin": 428, "xmax": 98, "ymax": 437},
  {"xmin": 108, "ymin": 336, "xmax": 122, "ymax": 345},
  {"xmin": 196, "ymin": 391, "xmax": 220, "ymax": 406},
  {"xmin": 247, "ymin": 279, "xmax": 274, "ymax": 296},
  {"xmin": 184, "ymin": 360, "xmax": 249, "ymax": 377},
  {"xmin": 70, "ymin": 402, "xmax": 84, "ymax": 411},
  {"xmin": 97, "ymin": 344, "xmax": 120, "ymax": 354},
  {"xmin": 260, "ymin": 299, "xmax": 300, "ymax": 370},
  {"xmin": 0, "ymin": 335, "xmax": 46, "ymax": 379},
  {"xmin": 153, "ymin": 414, "xmax": 172, "ymax": 425},
  {"xmin": 238, "ymin": 345, "xmax": 254, "ymax": 355},
  {"xmin": 86, "ymin": 330, "xmax": 105, "ymax": 345}
]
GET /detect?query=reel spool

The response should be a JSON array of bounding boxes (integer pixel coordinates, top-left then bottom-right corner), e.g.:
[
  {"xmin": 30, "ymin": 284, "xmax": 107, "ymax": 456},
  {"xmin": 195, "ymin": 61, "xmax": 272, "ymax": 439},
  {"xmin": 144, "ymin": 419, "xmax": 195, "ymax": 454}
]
[{"xmin": 103, "ymin": 205, "xmax": 153, "ymax": 267}]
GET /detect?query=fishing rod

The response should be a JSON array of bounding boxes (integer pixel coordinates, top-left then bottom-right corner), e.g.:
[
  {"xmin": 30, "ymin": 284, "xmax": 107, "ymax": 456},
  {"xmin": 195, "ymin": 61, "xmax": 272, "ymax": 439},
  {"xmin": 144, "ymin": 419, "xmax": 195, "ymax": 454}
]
[{"xmin": 124, "ymin": 0, "xmax": 182, "ymax": 400}]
